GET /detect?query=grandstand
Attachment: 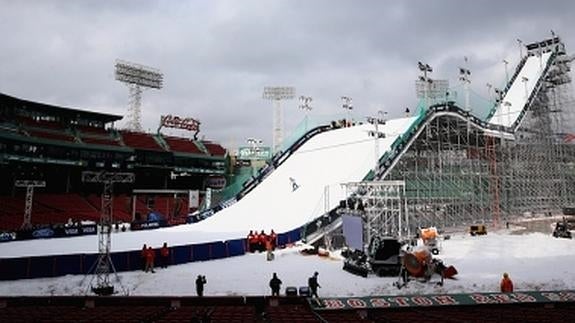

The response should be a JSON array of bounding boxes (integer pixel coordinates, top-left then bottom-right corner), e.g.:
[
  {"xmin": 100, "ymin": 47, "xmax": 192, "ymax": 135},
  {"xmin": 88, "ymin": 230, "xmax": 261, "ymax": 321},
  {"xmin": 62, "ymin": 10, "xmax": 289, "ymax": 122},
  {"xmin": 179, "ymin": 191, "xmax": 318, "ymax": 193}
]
[{"xmin": 0, "ymin": 92, "xmax": 228, "ymax": 231}]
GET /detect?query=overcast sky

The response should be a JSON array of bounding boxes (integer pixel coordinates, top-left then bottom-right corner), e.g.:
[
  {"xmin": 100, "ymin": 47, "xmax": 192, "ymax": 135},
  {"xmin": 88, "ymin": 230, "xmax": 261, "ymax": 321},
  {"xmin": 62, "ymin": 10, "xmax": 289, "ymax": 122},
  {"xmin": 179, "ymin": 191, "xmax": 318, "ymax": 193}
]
[{"xmin": 1, "ymin": 0, "xmax": 573, "ymax": 149}]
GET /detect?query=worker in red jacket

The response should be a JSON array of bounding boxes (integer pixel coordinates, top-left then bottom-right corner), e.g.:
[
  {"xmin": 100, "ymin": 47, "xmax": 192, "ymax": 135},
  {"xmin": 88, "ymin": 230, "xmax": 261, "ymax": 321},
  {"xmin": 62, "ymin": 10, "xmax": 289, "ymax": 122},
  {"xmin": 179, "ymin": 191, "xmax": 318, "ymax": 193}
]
[
  {"xmin": 269, "ymin": 229, "xmax": 277, "ymax": 251},
  {"xmin": 145, "ymin": 246, "xmax": 156, "ymax": 273},
  {"xmin": 247, "ymin": 230, "xmax": 257, "ymax": 252},
  {"xmin": 258, "ymin": 230, "xmax": 267, "ymax": 252},
  {"xmin": 160, "ymin": 242, "xmax": 170, "ymax": 269},
  {"xmin": 500, "ymin": 272, "xmax": 514, "ymax": 293}
]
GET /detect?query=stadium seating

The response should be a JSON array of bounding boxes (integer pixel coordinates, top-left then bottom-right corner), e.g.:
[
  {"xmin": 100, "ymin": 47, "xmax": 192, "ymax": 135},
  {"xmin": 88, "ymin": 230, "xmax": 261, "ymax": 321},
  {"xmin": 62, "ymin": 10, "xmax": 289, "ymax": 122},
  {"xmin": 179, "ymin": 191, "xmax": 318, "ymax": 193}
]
[
  {"xmin": 202, "ymin": 141, "xmax": 227, "ymax": 156},
  {"xmin": 120, "ymin": 131, "xmax": 164, "ymax": 151},
  {"xmin": 27, "ymin": 129, "xmax": 75, "ymax": 142},
  {"xmin": 163, "ymin": 136, "xmax": 205, "ymax": 155},
  {"xmin": 80, "ymin": 136, "xmax": 121, "ymax": 146}
]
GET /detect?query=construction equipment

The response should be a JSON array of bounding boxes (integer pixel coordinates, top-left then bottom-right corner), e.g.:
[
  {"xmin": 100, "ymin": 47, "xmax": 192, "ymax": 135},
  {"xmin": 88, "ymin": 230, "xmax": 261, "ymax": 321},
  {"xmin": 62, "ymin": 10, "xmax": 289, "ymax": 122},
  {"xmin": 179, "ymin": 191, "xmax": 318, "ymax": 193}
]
[
  {"xmin": 469, "ymin": 225, "xmax": 487, "ymax": 236},
  {"xmin": 394, "ymin": 247, "xmax": 458, "ymax": 289},
  {"xmin": 553, "ymin": 218, "xmax": 572, "ymax": 239},
  {"xmin": 419, "ymin": 227, "xmax": 440, "ymax": 255},
  {"xmin": 342, "ymin": 236, "xmax": 402, "ymax": 277}
]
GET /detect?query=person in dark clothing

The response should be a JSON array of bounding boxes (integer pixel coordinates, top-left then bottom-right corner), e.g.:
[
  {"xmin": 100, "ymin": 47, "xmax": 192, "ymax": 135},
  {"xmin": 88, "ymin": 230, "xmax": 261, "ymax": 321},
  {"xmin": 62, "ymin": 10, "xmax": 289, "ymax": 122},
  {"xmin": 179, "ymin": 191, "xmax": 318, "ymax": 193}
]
[
  {"xmin": 269, "ymin": 273, "xmax": 282, "ymax": 296},
  {"xmin": 140, "ymin": 244, "xmax": 147, "ymax": 271},
  {"xmin": 308, "ymin": 271, "xmax": 321, "ymax": 297},
  {"xmin": 160, "ymin": 242, "xmax": 170, "ymax": 269},
  {"xmin": 196, "ymin": 275, "xmax": 207, "ymax": 297}
]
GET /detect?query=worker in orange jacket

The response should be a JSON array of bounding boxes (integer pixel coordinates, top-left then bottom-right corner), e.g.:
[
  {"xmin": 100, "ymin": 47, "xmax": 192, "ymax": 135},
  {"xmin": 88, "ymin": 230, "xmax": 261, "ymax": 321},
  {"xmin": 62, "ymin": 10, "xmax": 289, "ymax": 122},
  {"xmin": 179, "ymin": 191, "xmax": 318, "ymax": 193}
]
[
  {"xmin": 258, "ymin": 230, "xmax": 267, "ymax": 252},
  {"xmin": 500, "ymin": 272, "xmax": 514, "ymax": 293},
  {"xmin": 269, "ymin": 229, "xmax": 277, "ymax": 250},
  {"xmin": 160, "ymin": 242, "xmax": 170, "ymax": 269},
  {"xmin": 247, "ymin": 230, "xmax": 257, "ymax": 252},
  {"xmin": 145, "ymin": 246, "xmax": 156, "ymax": 273}
]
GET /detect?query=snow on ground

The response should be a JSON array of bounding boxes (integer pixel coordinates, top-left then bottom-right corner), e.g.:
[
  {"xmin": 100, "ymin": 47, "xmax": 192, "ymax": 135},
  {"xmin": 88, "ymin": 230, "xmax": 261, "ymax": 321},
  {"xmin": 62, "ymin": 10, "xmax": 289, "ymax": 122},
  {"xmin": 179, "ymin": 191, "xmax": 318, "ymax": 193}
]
[{"xmin": 1, "ymin": 223, "xmax": 573, "ymax": 297}]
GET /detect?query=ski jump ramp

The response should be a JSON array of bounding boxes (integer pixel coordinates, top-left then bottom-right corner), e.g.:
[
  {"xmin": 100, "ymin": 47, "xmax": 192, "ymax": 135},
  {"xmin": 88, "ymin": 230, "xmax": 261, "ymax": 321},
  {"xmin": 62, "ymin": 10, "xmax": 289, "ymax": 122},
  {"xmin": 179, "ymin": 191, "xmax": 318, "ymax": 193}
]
[{"xmin": 0, "ymin": 44, "xmax": 557, "ymax": 258}]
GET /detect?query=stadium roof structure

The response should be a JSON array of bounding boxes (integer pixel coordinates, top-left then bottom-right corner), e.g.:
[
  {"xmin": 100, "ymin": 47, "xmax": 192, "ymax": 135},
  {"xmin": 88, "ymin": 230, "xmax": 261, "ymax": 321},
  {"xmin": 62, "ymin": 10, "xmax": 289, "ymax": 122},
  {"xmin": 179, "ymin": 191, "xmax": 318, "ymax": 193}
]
[{"xmin": 0, "ymin": 92, "xmax": 123, "ymax": 124}]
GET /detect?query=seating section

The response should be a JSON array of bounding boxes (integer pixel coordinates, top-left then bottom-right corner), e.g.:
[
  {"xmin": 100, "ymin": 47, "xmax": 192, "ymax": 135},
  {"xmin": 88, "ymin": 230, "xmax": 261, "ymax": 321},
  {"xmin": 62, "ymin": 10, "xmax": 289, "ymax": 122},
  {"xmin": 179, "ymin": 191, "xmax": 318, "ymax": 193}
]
[
  {"xmin": 266, "ymin": 304, "xmax": 320, "ymax": 323},
  {"xmin": 81, "ymin": 136, "xmax": 121, "ymax": 146},
  {"xmin": 27, "ymin": 129, "xmax": 75, "ymax": 142},
  {"xmin": 0, "ymin": 193, "xmax": 193, "ymax": 230},
  {"xmin": 158, "ymin": 305, "xmax": 256, "ymax": 323},
  {"xmin": 164, "ymin": 136, "xmax": 205, "ymax": 155},
  {"xmin": 203, "ymin": 141, "xmax": 227, "ymax": 156},
  {"xmin": 121, "ymin": 131, "xmax": 164, "ymax": 151},
  {"xmin": 0, "ymin": 297, "xmax": 574, "ymax": 323}
]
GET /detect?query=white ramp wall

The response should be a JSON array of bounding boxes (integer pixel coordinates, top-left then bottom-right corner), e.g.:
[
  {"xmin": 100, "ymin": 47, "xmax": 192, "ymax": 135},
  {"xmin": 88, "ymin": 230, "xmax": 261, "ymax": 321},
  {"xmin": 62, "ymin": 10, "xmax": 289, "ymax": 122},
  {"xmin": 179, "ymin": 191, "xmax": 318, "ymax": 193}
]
[{"xmin": 490, "ymin": 51, "xmax": 553, "ymax": 127}]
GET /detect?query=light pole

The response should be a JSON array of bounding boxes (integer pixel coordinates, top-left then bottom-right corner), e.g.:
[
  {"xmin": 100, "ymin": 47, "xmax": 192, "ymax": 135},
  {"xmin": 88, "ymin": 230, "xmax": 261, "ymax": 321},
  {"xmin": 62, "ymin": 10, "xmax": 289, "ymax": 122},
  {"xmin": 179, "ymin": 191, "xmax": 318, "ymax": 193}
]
[
  {"xmin": 263, "ymin": 86, "xmax": 296, "ymax": 153},
  {"xmin": 299, "ymin": 95, "xmax": 313, "ymax": 131},
  {"xmin": 247, "ymin": 137, "xmax": 263, "ymax": 177},
  {"xmin": 418, "ymin": 62, "xmax": 433, "ymax": 108},
  {"xmin": 341, "ymin": 96, "xmax": 353, "ymax": 123},
  {"xmin": 367, "ymin": 111, "xmax": 386, "ymax": 179},
  {"xmin": 521, "ymin": 76, "xmax": 529, "ymax": 100},
  {"xmin": 503, "ymin": 101, "xmax": 512, "ymax": 125},
  {"xmin": 459, "ymin": 58, "xmax": 472, "ymax": 112},
  {"xmin": 517, "ymin": 39, "xmax": 524, "ymax": 59},
  {"xmin": 486, "ymin": 83, "xmax": 493, "ymax": 101},
  {"xmin": 502, "ymin": 59, "xmax": 509, "ymax": 85}
]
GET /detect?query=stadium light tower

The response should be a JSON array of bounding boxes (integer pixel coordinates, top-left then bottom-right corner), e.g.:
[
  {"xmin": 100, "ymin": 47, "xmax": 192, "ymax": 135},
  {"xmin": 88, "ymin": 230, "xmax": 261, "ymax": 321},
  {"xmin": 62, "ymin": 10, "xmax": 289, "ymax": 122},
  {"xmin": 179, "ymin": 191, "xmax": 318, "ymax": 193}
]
[
  {"xmin": 502, "ymin": 59, "xmax": 509, "ymax": 84},
  {"xmin": 115, "ymin": 60, "xmax": 164, "ymax": 131},
  {"xmin": 82, "ymin": 171, "xmax": 134, "ymax": 296},
  {"xmin": 263, "ymin": 86, "xmax": 295, "ymax": 153},
  {"xmin": 299, "ymin": 95, "xmax": 313, "ymax": 131},
  {"xmin": 417, "ymin": 62, "xmax": 433, "ymax": 108},
  {"xmin": 459, "ymin": 57, "xmax": 472, "ymax": 112},
  {"xmin": 367, "ymin": 111, "xmax": 387, "ymax": 179}
]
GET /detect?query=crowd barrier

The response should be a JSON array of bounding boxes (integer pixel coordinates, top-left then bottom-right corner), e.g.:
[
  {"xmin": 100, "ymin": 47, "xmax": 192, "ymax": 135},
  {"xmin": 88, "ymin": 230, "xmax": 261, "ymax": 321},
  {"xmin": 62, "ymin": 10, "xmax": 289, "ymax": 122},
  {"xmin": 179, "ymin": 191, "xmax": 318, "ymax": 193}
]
[{"xmin": 0, "ymin": 228, "xmax": 301, "ymax": 281}]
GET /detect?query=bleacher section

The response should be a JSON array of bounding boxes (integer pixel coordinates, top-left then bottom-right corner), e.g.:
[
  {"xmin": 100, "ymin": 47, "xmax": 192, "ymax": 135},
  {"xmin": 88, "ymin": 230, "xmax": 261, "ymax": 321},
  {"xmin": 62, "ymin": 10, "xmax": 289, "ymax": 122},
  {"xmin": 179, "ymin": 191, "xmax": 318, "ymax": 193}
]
[
  {"xmin": 203, "ymin": 141, "xmax": 227, "ymax": 156},
  {"xmin": 164, "ymin": 136, "xmax": 205, "ymax": 155},
  {"xmin": 121, "ymin": 131, "xmax": 164, "ymax": 151},
  {"xmin": 0, "ymin": 296, "xmax": 573, "ymax": 323},
  {"xmin": 0, "ymin": 193, "xmax": 192, "ymax": 230}
]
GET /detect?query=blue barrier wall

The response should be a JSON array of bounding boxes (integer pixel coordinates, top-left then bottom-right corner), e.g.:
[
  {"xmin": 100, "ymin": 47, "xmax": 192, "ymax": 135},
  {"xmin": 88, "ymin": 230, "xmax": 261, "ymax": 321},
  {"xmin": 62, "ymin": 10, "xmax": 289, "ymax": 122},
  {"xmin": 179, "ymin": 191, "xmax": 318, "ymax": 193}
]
[{"xmin": 0, "ymin": 227, "xmax": 302, "ymax": 281}]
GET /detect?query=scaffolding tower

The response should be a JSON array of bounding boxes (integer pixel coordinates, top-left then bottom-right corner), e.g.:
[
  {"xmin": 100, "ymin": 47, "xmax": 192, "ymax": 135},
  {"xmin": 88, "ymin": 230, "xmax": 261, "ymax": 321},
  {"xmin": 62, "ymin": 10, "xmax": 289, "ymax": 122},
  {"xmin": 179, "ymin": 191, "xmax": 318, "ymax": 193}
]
[{"xmin": 381, "ymin": 36, "xmax": 575, "ymax": 232}]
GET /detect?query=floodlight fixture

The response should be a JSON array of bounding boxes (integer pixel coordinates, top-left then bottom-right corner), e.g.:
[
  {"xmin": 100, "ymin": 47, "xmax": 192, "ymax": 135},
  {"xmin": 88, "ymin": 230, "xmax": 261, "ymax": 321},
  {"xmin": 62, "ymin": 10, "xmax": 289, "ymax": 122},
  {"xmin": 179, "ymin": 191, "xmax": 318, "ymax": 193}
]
[
  {"xmin": 299, "ymin": 95, "xmax": 313, "ymax": 111},
  {"xmin": 521, "ymin": 76, "xmax": 530, "ymax": 99},
  {"xmin": 341, "ymin": 96, "xmax": 353, "ymax": 110},
  {"xmin": 115, "ymin": 59, "xmax": 164, "ymax": 131},
  {"xmin": 517, "ymin": 38, "xmax": 524, "ymax": 58},
  {"xmin": 263, "ymin": 86, "xmax": 296, "ymax": 153},
  {"xmin": 417, "ymin": 61, "xmax": 432, "ymax": 72},
  {"xmin": 502, "ymin": 59, "xmax": 510, "ymax": 84}
]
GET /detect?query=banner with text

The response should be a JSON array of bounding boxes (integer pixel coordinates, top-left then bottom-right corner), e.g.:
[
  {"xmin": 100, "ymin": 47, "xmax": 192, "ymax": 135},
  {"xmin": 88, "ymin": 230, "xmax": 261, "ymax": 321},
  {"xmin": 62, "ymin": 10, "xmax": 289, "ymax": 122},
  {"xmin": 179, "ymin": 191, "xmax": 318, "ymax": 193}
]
[{"xmin": 313, "ymin": 290, "xmax": 575, "ymax": 310}]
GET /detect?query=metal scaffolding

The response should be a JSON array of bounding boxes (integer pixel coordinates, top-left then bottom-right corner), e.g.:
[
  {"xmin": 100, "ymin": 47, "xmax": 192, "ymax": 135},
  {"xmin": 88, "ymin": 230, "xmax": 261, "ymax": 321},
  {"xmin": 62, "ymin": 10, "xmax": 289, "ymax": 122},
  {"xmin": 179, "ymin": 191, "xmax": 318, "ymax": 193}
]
[{"xmin": 381, "ymin": 36, "xmax": 575, "ymax": 232}]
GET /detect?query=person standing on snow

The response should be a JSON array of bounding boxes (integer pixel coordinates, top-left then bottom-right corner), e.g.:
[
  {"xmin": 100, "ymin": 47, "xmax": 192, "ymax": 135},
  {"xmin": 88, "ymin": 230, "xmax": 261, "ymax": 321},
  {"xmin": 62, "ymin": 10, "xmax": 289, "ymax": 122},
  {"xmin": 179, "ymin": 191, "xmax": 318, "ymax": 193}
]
[
  {"xmin": 308, "ymin": 271, "xmax": 321, "ymax": 297},
  {"xmin": 196, "ymin": 275, "xmax": 207, "ymax": 297},
  {"xmin": 160, "ymin": 242, "xmax": 170, "ymax": 269},
  {"xmin": 269, "ymin": 273, "xmax": 282, "ymax": 296},
  {"xmin": 500, "ymin": 272, "xmax": 514, "ymax": 293},
  {"xmin": 144, "ymin": 246, "xmax": 156, "ymax": 273}
]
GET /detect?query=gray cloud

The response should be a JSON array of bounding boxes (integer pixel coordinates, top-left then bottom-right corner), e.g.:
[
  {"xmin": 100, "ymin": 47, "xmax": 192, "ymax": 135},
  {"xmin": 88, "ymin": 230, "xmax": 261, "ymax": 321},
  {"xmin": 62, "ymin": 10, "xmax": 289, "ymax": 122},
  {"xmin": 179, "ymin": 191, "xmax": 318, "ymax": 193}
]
[{"xmin": 1, "ymin": 0, "xmax": 573, "ymax": 148}]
